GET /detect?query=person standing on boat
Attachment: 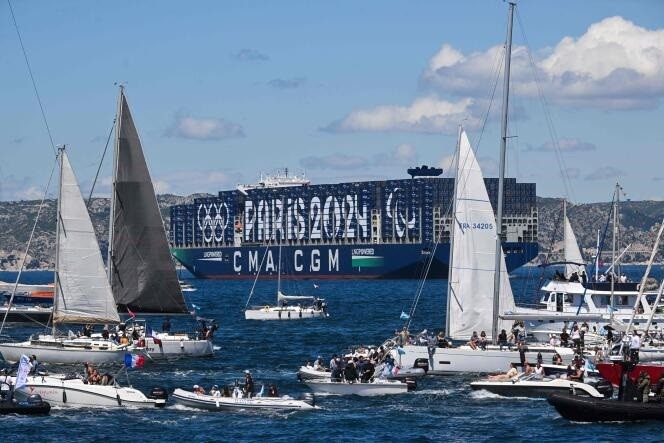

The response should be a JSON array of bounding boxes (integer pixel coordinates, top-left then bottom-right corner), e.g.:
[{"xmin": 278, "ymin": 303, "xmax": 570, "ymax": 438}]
[
  {"xmin": 518, "ymin": 341, "xmax": 528, "ymax": 370},
  {"xmin": 629, "ymin": 330, "xmax": 641, "ymax": 363},
  {"xmin": 244, "ymin": 370, "xmax": 255, "ymax": 398},
  {"xmin": 344, "ymin": 360, "xmax": 359, "ymax": 383},
  {"xmin": 637, "ymin": 371, "xmax": 651, "ymax": 403}
]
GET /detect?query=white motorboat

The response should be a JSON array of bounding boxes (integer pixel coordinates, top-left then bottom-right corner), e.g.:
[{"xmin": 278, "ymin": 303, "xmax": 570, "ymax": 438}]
[
  {"xmin": 244, "ymin": 245, "xmax": 328, "ymax": 320},
  {"xmin": 0, "ymin": 149, "xmax": 129, "ymax": 365},
  {"xmin": 171, "ymin": 388, "xmax": 317, "ymax": 411},
  {"xmin": 107, "ymin": 88, "xmax": 214, "ymax": 359},
  {"xmin": 304, "ymin": 378, "xmax": 415, "ymax": 396},
  {"xmin": 0, "ymin": 305, "xmax": 52, "ymax": 323},
  {"xmin": 297, "ymin": 365, "xmax": 331, "ymax": 381},
  {"xmin": 297, "ymin": 364, "xmax": 425, "ymax": 382},
  {"xmin": 470, "ymin": 373, "xmax": 613, "ymax": 399},
  {"xmin": 12, "ymin": 373, "xmax": 167, "ymax": 408}
]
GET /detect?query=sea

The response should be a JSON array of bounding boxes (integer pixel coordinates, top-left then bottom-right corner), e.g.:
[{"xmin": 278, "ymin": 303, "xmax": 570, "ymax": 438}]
[{"xmin": 1, "ymin": 265, "xmax": 663, "ymax": 443}]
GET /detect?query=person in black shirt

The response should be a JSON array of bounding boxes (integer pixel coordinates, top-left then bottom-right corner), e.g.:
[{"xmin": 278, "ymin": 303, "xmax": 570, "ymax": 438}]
[
  {"xmin": 498, "ymin": 329, "xmax": 508, "ymax": 350},
  {"xmin": 344, "ymin": 361, "xmax": 359, "ymax": 383}
]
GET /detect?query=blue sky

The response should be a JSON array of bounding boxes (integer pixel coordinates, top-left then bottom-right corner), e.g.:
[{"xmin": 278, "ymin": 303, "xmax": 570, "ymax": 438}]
[{"xmin": 1, "ymin": 0, "xmax": 663, "ymax": 203}]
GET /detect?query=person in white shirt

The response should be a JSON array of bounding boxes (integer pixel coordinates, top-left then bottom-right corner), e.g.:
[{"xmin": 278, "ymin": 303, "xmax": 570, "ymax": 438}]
[
  {"xmin": 534, "ymin": 362, "xmax": 545, "ymax": 380},
  {"xmin": 209, "ymin": 385, "xmax": 221, "ymax": 397},
  {"xmin": 630, "ymin": 331, "xmax": 641, "ymax": 363}
]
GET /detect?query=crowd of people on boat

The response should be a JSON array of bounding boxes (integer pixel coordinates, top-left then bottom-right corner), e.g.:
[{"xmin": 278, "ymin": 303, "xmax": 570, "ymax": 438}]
[
  {"xmin": 191, "ymin": 370, "xmax": 280, "ymax": 399},
  {"xmin": 82, "ymin": 363, "xmax": 113, "ymax": 386}
]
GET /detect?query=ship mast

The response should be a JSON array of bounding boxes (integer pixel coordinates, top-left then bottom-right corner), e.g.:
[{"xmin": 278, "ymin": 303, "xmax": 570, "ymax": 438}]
[
  {"xmin": 492, "ymin": 2, "xmax": 515, "ymax": 344},
  {"xmin": 107, "ymin": 86, "xmax": 123, "ymax": 287},
  {"xmin": 445, "ymin": 125, "xmax": 462, "ymax": 338},
  {"xmin": 52, "ymin": 147, "xmax": 64, "ymax": 336}
]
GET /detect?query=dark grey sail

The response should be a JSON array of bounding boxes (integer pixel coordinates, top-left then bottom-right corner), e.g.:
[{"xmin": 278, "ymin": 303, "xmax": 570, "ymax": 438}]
[{"xmin": 109, "ymin": 89, "xmax": 188, "ymax": 314}]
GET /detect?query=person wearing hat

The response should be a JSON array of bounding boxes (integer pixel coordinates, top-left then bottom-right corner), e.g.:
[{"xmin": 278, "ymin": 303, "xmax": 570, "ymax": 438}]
[
  {"xmin": 244, "ymin": 370, "xmax": 255, "ymax": 398},
  {"xmin": 209, "ymin": 384, "xmax": 221, "ymax": 397},
  {"xmin": 193, "ymin": 384, "xmax": 206, "ymax": 395}
]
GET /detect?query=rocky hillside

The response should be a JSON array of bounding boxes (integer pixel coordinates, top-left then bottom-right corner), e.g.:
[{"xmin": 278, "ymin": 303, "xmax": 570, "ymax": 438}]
[{"xmin": 1, "ymin": 195, "xmax": 662, "ymax": 270}]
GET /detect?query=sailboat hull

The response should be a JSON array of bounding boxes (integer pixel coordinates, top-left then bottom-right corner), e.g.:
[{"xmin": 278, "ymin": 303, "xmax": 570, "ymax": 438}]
[
  {"xmin": 141, "ymin": 336, "xmax": 214, "ymax": 359},
  {"xmin": 245, "ymin": 306, "xmax": 327, "ymax": 320},
  {"xmin": 0, "ymin": 340, "xmax": 127, "ymax": 365},
  {"xmin": 391, "ymin": 345, "xmax": 575, "ymax": 375},
  {"xmin": 12, "ymin": 375, "xmax": 163, "ymax": 408}
]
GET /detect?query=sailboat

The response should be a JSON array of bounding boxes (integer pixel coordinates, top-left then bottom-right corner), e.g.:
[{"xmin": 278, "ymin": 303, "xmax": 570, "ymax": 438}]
[
  {"xmin": 386, "ymin": 3, "xmax": 574, "ymax": 374},
  {"xmin": 0, "ymin": 148, "xmax": 129, "ymax": 365},
  {"xmin": 107, "ymin": 87, "xmax": 213, "ymax": 358},
  {"xmin": 244, "ymin": 245, "xmax": 328, "ymax": 320}
]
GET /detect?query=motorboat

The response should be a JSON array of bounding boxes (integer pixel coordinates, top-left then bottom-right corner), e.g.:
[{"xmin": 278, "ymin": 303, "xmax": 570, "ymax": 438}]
[
  {"xmin": 171, "ymin": 388, "xmax": 317, "ymax": 411},
  {"xmin": 304, "ymin": 378, "xmax": 416, "ymax": 396},
  {"xmin": 0, "ymin": 378, "xmax": 50, "ymax": 415},
  {"xmin": 12, "ymin": 373, "xmax": 167, "ymax": 408},
  {"xmin": 470, "ymin": 372, "xmax": 612, "ymax": 398},
  {"xmin": 298, "ymin": 364, "xmax": 424, "ymax": 382},
  {"xmin": 548, "ymin": 392, "xmax": 664, "ymax": 422},
  {"xmin": 0, "ymin": 305, "xmax": 53, "ymax": 323}
]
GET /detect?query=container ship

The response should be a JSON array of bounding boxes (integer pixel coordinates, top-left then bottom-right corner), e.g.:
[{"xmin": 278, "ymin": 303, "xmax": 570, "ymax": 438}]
[{"xmin": 169, "ymin": 167, "xmax": 538, "ymax": 279}]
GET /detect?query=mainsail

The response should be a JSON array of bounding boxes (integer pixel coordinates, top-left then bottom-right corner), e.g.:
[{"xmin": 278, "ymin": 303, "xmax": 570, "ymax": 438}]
[
  {"xmin": 109, "ymin": 89, "xmax": 188, "ymax": 314},
  {"xmin": 563, "ymin": 213, "xmax": 586, "ymax": 278},
  {"xmin": 446, "ymin": 130, "xmax": 514, "ymax": 340},
  {"xmin": 53, "ymin": 150, "xmax": 120, "ymax": 324}
]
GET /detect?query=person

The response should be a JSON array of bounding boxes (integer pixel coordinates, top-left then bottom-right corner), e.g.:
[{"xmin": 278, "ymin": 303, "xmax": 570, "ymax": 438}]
[
  {"xmin": 620, "ymin": 274, "xmax": 627, "ymax": 283},
  {"xmin": 637, "ymin": 371, "xmax": 651, "ymax": 403},
  {"xmin": 569, "ymin": 271, "xmax": 579, "ymax": 282},
  {"xmin": 498, "ymin": 329, "xmax": 509, "ymax": 350},
  {"xmin": 653, "ymin": 374, "xmax": 664, "ymax": 402},
  {"xmin": 244, "ymin": 370, "xmax": 255, "ymax": 398},
  {"xmin": 467, "ymin": 331, "xmax": 479, "ymax": 350},
  {"xmin": 568, "ymin": 364, "xmax": 584, "ymax": 382},
  {"xmin": 534, "ymin": 362, "xmax": 544, "ymax": 380},
  {"xmin": 267, "ymin": 384, "xmax": 279, "ymax": 397},
  {"xmin": 437, "ymin": 331, "xmax": 447, "ymax": 348},
  {"xmin": 580, "ymin": 270, "xmax": 588, "ymax": 283},
  {"xmin": 193, "ymin": 384, "xmax": 205, "ymax": 395},
  {"xmin": 101, "ymin": 326, "xmax": 110, "ymax": 340},
  {"xmin": 629, "ymin": 330, "xmax": 641, "ymax": 363},
  {"xmin": 536, "ymin": 351, "xmax": 543, "ymax": 365},
  {"xmin": 571, "ymin": 326, "xmax": 581, "ymax": 351},
  {"xmin": 209, "ymin": 385, "xmax": 221, "ymax": 397},
  {"xmin": 344, "ymin": 360, "xmax": 359, "ymax": 383},
  {"xmin": 606, "ymin": 327, "xmax": 614, "ymax": 343},
  {"xmin": 162, "ymin": 318, "xmax": 171, "ymax": 333},
  {"xmin": 518, "ymin": 341, "xmax": 528, "ymax": 368},
  {"xmin": 552, "ymin": 351, "xmax": 563, "ymax": 365},
  {"xmin": 599, "ymin": 273, "xmax": 607, "ymax": 282},
  {"xmin": 488, "ymin": 363, "xmax": 518, "ymax": 380},
  {"xmin": 119, "ymin": 333, "xmax": 130, "ymax": 345},
  {"xmin": 313, "ymin": 356, "xmax": 325, "ymax": 371},
  {"xmin": 361, "ymin": 359, "xmax": 375, "ymax": 383},
  {"xmin": 221, "ymin": 386, "xmax": 231, "ymax": 397},
  {"xmin": 523, "ymin": 362, "xmax": 534, "ymax": 376},
  {"xmin": 399, "ymin": 328, "xmax": 409, "ymax": 346},
  {"xmin": 28, "ymin": 355, "xmax": 39, "ymax": 375},
  {"xmin": 479, "ymin": 331, "xmax": 488, "ymax": 351},
  {"xmin": 330, "ymin": 356, "xmax": 342, "ymax": 382},
  {"xmin": 131, "ymin": 328, "xmax": 140, "ymax": 342}
]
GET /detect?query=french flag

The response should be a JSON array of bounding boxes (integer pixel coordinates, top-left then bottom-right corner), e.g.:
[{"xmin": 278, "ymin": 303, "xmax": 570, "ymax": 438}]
[{"xmin": 124, "ymin": 353, "xmax": 145, "ymax": 369}]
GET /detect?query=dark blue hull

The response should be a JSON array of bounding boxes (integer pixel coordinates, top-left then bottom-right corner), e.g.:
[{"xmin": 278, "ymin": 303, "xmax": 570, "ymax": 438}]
[{"xmin": 172, "ymin": 242, "xmax": 537, "ymax": 279}]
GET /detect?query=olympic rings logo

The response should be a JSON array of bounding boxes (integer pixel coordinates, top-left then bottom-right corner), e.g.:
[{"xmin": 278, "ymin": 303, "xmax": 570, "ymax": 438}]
[{"xmin": 197, "ymin": 203, "xmax": 229, "ymax": 243}]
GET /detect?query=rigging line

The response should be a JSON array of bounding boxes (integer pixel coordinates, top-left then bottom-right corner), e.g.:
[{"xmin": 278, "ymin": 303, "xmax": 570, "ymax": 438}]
[
  {"xmin": 406, "ymin": 44, "xmax": 506, "ymax": 327},
  {"xmin": 87, "ymin": 117, "xmax": 117, "ymax": 209},
  {"xmin": 515, "ymin": 9, "xmax": 575, "ymax": 203},
  {"xmin": 7, "ymin": 0, "xmax": 57, "ymax": 157},
  {"xmin": 0, "ymin": 154, "xmax": 59, "ymax": 336}
]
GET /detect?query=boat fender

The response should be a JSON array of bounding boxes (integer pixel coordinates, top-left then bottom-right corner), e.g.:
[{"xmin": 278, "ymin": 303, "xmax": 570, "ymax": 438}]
[
  {"xmin": 180, "ymin": 339, "xmax": 185, "ymax": 349},
  {"xmin": 288, "ymin": 311, "xmax": 291, "ymax": 319},
  {"xmin": 117, "ymin": 393, "xmax": 122, "ymax": 406},
  {"xmin": 62, "ymin": 390, "xmax": 67, "ymax": 403},
  {"xmin": 299, "ymin": 311, "xmax": 302, "ymax": 318}
]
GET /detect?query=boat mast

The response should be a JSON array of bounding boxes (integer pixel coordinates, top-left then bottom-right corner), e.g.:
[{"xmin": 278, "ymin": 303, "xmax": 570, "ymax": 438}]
[
  {"xmin": 563, "ymin": 200, "xmax": 567, "ymax": 272},
  {"xmin": 445, "ymin": 126, "xmax": 462, "ymax": 338},
  {"xmin": 610, "ymin": 182, "xmax": 618, "ymax": 318},
  {"xmin": 492, "ymin": 1, "xmax": 515, "ymax": 344},
  {"xmin": 107, "ymin": 86, "xmax": 123, "ymax": 286},
  {"xmin": 52, "ymin": 146, "xmax": 65, "ymax": 336}
]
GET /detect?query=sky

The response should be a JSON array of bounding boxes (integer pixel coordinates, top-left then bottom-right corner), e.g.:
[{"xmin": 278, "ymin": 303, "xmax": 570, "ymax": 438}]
[{"xmin": 1, "ymin": 0, "xmax": 663, "ymax": 203}]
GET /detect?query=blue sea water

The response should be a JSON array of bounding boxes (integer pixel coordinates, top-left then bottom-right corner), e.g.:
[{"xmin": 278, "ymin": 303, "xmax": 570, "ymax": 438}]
[{"xmin": 1, "ymin": 266, "xmax": 663, "ymax": 443}]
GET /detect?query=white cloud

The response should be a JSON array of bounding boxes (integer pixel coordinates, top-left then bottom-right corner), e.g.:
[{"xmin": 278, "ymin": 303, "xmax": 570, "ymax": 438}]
[
  {"xmin": 584, "ymin": 166, "xmax": 625, "ymax": 181},
  {"xmin": 323, "ymin": 96, "xmax": 482, "ymax": 134},
  {"xmin": 232, "ymin": 49, "xmax": 270, "ymax": 62},
  {"xmin": 374, "ymin": 144, "xmax": 418, "ymax": 167},
  {"xmin": 0, "ymin": 176, "xmax": 53, "ymax": 201},
  {"xmin": 422, "ymin": 17, "xmax": 664, "ymax": 110},
  {"xmin": 166, "ymin": 115, "xmax": 245, "ymax": 141},
  {"xmin": 526, "ymin": 138, "xmax": 597, "ymax": 153}
]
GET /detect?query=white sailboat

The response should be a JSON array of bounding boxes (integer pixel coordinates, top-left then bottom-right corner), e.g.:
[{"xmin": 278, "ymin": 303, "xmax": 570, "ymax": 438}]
[
  {"xmin": 0, "ymin": 149, "xmax": 128, "ymax": 365},
  {"xmin": 107, "ymin": 87, "xmax": 213, "ymax": 358},
  {"xmin": 387, "ymin": 3, "xmax": 573, "ymax": 374},
  {"xmin": 244, "ymin": 245, "xmax": 328, "ymax": 320}
]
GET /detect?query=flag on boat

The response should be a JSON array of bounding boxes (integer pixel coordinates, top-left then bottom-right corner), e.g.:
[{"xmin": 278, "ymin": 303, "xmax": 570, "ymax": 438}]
[
  {"xmin": 127, "ymin": 307, "xmax": 136, "ymax": 318},
  {"xmin": 584, "ymin": 357, "xmax": 597, "ymax": 372},
  {"xmin": 145, "ymin": 325, "xmax": 162, "ymax": 345},
  {"xmin": 124, "ymin": 353, "xmax": 145, "ymax": 368},
  {"xmin": 15, "ymin": 355, "xmax": 31, "ymax": 389},
  {"xmin": 400, "ymin": 311, "xmax": 410, "ymax": 320}
]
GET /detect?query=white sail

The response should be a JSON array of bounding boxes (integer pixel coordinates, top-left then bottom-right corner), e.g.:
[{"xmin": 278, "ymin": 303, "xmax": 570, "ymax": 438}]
[
  {"xmin": 563, "ymin": 215, "xmax": 586, "ymax": 278},
  {"xmin": 53, "ymin": 151, "xmax": 120, "ymax": 324},
  {"xmin": 447, "ymin": 130, "xmax": 514, "ymax": 340}
]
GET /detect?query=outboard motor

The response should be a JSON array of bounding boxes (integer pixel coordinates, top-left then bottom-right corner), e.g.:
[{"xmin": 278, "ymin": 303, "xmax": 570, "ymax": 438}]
[
  {"xmin": 300, "ymin": 392, "xmax": 315, "ymax": 407},
  {"xmin": 27, "ymin": 394, "xmax": 44, "ymax": 405},
  {"xmin": 148, "ymin": 387, "xmax": 168, "ymax": 407},
  {"xmin": 405, "ymin": 378, "xmax": 417, "ymax": 392},
  {"xmin": 413, "ymin": 358, "xmax": 429, "ymax": 373}
]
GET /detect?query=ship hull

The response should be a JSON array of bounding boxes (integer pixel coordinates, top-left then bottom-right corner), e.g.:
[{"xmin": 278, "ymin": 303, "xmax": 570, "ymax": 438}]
[{"xmin": 172, "ymin": 242, "xmax": 537, "ymax": 279}]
